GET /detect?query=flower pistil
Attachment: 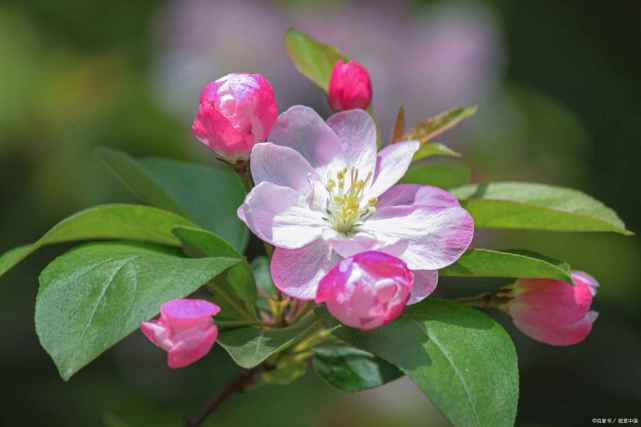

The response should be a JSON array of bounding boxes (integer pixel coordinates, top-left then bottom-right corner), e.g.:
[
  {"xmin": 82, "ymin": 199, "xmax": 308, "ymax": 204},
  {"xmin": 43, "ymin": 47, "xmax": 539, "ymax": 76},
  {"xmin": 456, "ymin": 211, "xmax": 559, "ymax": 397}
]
[{"xmin": 325, "ymin": 166, "xmax": 376, "ymax": 234}]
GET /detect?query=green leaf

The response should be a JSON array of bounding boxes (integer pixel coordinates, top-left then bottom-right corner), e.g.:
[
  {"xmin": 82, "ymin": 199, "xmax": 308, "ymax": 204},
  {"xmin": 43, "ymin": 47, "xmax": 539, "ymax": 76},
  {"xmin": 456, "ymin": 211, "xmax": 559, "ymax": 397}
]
[
  {"xmin": 452, "ymin": 182, "xmax": 633, "ymax": 235},
  {"xmin": 251, "ymin": 256, "xmax": 277, "ymax": 298},
  {"xmin": 172, "ymin": 226, "xmax": 239, "ymax": 258},
  {"xmin": 338, "ymin": 299, "xmax": 518, "ymax": 427},
  {"xmin": 401, "ymin": 160, "xmax": 471, "ymax": 189},
  {"xmin": 0, "ymin": 204, "xmax": 194, "ymax": 280},
  {"xmin": 96, "ymin": 148, "xmax": 249, "ymax": 252},
  {"xmin": 412, "ymin": 143, "xmax": 461, "ymax": 162},
  {"xmin": 260, "ymin": 359, "xmax": 308, "ymax": 386},
  {"xmin": 440, "ymin": 248, "xmax": 572, "ymax": 282},
  {"xmin": 285, "ymin": 28, "xmax": 348, "ymax": 91},
  {"xmin": 35, "ymin": 242, "xmax": 240, "ymax": 380},
  {"xmin": 313, "ymin": 343, "xmax": 403, "ymax": 392},
  {"xmin": 218, "ymin": 314, "xmax": 318, "ymax": 369},
  {"xmin": 403, "ymin": 106, "xmax": 477, "ymax": 144},
  {"xmin": 172, "ymin": 226, "xmax": 257, "ymax": 320}
]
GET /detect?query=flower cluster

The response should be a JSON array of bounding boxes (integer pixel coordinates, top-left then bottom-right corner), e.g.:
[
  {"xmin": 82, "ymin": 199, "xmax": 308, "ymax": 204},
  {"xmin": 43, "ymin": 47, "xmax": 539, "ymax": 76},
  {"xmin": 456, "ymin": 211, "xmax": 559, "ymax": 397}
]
[{"xmin": 142, "ymin": 59, "xmax": 600, "ymax": 368}]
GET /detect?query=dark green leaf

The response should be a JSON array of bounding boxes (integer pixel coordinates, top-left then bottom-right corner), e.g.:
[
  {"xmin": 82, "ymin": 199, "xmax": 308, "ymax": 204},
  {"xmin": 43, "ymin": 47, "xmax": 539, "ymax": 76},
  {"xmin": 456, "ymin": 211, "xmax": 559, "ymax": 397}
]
[
  {"xmin": 172, "ymin": 226, "xmax": 257, "ymax": 320},
  {"xmin": 97, "ymin": 148, "xmax": 249, "ymax": 251},
  {"xmin": 35, "ymin": 242, "xmax": 239, "ymax": 380},
  {"xmin": 440, "ymin": 248, "xmax": 572, "ymax": 282},
  {"xmin": 218, "ymin": 314, "xmax": 318, "ymax": 369},
  {"xmin": 401, "ymin": 160, "xmax": 471, "ymax": 189},
  {"xmin": 285, "ymin": 28, "xmax": 348, "ymax": 91},
  {"xmin": 338, "ymin": 299, "xmax": 518, "ymax": 427},
  {"xmin": 452, "ymin": 182, "xmax": 633, "ymax": 235},
  {"xmin": 313, "ymin": 343, "xmax": 403, "ymax": 392},
  {"xmin": 0, "ymin": 204, "xmax": 194, "ymax": 280},
  {"xmin": 403, "ymin": 106, "xmax": 477, "ymax": 143}
]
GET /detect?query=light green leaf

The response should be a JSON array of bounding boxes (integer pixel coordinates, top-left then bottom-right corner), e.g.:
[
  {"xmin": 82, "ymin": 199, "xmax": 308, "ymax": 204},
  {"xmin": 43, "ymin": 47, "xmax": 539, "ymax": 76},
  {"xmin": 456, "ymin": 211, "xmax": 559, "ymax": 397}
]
[
  {"xmin": 260, "ymin": 359, "xmax": 308, "ymax": 386},
  {"xmin": 0, "ymin": 245, "xmax": 33, "ymax": 278},
  {"xmin": 0, "ymin": 204, "xmax": 194, "ymax": 280},
  {"xmin": 401, "ymin": 160, "xmax": 471, "ymax": 189},
  {"xmin": 96, "ymin": 148, "xmax": 248, "ymax": 252},
  {"xmin": 218, "ymin": 314, "xmax": 318, "ymax": 369},
  {"xmin": 251, "ymin": 256, "xmax": 278, "ymax": 313},
  {"xmin": 172, "ymin": 226, "xmax": 257, "ymax": 320},
  {"xmin": 412, "ymin": 143, "xmax": 461, "ymax": 161},
  {"xmin": 285, "ymin": 28, "xmax": 348, "ymax": 91},
  {"xmin": 251, "ymin": 256, "xmax": 277, "ymax": 298},
  {"xmin": 172, "ymin": 226, "xmax": 238, "ymax": 258},
  {"xmin": 313, "ymin": 343, "xmax": 403, "ymax": 392},
  {"xmin": 35, "ymin": 242, "xmax": 239, "ymax": 380},
  {"xmin": 403, "ymin": 106, "xmax": 477, "ymax": 144},
  {"xmin": 338, "ymin": 299, "xmax": 518, "ymax": 427},
  {"xmin": 441, "ymin": 248, "xmax": 572, "ymax": 282},
  {"xmin": 452, "ymin": 182, "xmax": 632, "ymax": 235}
]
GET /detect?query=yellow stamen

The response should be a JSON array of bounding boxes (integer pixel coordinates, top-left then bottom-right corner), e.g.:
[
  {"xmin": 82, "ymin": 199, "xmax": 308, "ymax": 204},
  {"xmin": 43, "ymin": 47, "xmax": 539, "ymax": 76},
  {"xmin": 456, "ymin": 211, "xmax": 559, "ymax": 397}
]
[{"xmin": 325, "ymin": 167, "xmax": 377, "ymax": 234}]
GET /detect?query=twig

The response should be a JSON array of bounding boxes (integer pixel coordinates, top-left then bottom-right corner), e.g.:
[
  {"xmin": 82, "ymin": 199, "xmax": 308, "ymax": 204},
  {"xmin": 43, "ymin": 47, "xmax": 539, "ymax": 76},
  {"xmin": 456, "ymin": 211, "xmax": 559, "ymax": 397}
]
[{"xmin": 185, "ymin": 366, "xmax": 261, "ymax": 427}]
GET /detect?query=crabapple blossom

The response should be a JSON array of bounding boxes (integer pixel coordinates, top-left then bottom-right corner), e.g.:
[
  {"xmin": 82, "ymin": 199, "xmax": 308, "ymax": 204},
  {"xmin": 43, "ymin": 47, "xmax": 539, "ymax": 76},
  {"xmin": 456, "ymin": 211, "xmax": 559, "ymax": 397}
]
[
  {"xmin": 237, "ymin": 106, "xmax": 474, "ymax": 303},
  {"xmin": 140, "ymin": 299, "xmax": 220, "ymax": 368},
  {"xmin": 328, "ymin": 59, "xmax": 372, "ymax": 111},
  {"xmin": 316, "ymin": 251, "xmax": 414, "ymax": 330},
  {"xmin": 501, "ymin": 271, "xmax": 599, "ymax": 346},
  {"xmin": 192, "ymin": 73, "xmax": 278, "ymax": 164}
]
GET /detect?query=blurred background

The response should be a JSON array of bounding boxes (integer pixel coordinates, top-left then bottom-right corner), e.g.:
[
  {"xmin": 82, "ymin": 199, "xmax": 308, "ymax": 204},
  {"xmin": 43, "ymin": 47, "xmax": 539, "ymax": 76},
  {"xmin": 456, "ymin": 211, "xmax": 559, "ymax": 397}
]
[{"xmin": 1, "ymin": 0, "xmax": 640, "ymax": 426}]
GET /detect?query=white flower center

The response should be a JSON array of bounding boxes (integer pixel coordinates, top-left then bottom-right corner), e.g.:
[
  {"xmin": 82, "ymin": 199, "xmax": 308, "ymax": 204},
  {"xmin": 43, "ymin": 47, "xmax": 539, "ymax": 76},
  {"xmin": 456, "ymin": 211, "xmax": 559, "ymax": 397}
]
[{"xmin": 324, "ymin": 167, "xmax": 376, "ymax": 234}]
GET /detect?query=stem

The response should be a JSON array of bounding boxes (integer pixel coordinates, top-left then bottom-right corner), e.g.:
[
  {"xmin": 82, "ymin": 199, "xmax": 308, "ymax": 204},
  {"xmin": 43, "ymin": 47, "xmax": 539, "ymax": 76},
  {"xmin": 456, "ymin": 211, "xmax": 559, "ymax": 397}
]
[
  {"xmin": 454, "ymin": 292, "xmax": 495, "ymax": 309},
  {"xmin": 287, "ymin": 301, "xmax": 314, "ymax": 325},
  {"xmin": 185, "ymin": 366, "xmax": 261, "ymax": 427},
  {"xmin": 233, "ymin": 161, "xmax": 253, "ymax": 192}
]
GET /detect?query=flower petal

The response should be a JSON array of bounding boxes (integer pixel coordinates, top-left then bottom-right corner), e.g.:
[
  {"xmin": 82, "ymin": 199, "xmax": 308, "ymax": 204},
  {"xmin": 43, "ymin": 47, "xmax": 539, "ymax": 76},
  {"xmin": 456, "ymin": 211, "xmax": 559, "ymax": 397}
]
[
  {"xmin": 509, "ymin": 274, "xmax": 595, "ymax": 327},
  {"xmin": 160, "ymin": 299, "xmax": 220, "ymax": 328},
  {"xmin": 514, "ymin": 311, "xmax": 598, "ymax": 346},
  {"xmin": 250, "ymin": 142, "xmax": 318, "ymax": 191},
  {"xmin": 361, "ymin": 205, "xmax": 474, "ymax": 270},
  {"xmin": 271, "ymin": 205, "xmax": 328, "ymax": 249},
  {"xmin": 316, "ymin": 251, "xmax": 413, "ymax": 331},
  {"xmin": 366, "ymin": 140, "xmax": 420, "ymax": 198},
  {"xmin": 328, "ymin": 231, "xmax": 378, "ymax": 258},
  {"xmin": 572, "ymin": 271, "xmax": 599, "ymax": 296},
  {"xmin": 192, "ymin": 102, "xmax": 250, "ymax": 162},
  {"xmin": 268, "ymin": 106, "xmax": 343, "ymax": 176},
  {"xmin": 167, "ymin": 325, "xmax": 218, "ymax": 368},
  {"xmin": 271, "ymin": 240, "xmax": 341, "ymax": 300},
  {"xmin": 140, "ymin": 320, "xmax": 170, "ymax": 350},
  {"xmin": 378, "ymin": 184, "xmax": 460, "ymax": 209},
  {"xmin": 237, "ymin": 182, "xmax": 299, "ymax": 245},
  {"xmin": 326, "ymin": 109, "xmax": 378, "ymax": 179},
  {"xmin": 408, "ymin": 270, "xmax": 439, "ymax": 305}
]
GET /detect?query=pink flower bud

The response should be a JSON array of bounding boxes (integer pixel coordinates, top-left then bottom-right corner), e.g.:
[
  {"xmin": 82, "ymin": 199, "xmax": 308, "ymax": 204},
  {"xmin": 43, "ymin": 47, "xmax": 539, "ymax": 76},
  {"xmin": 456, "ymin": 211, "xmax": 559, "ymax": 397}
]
[
  {"xmin": 316, "ymin": 251, "xmax": 414, "ymax": 331},
  {"xmin": 192, "ymin": 73, "xmax": 278, "ymax": 164},
  {"xmin": 503, "ymin": 271, "xmax": 599, "ymax": 346},
  {"xmin": 140, "ymin": 299, "xmax": 220, "ymax": 368},
  {"xmin": 328, "ymin": 59, "xmax": 372, "ymax": 111}
]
